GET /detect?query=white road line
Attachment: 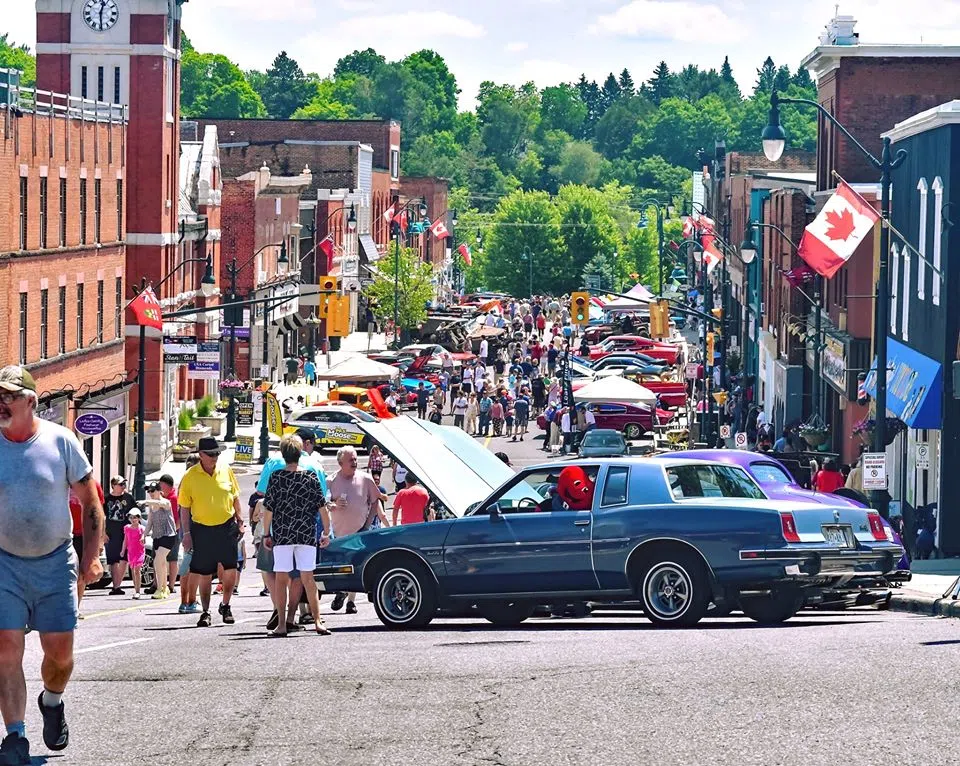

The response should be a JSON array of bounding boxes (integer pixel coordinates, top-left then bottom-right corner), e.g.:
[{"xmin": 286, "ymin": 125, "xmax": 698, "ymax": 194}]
[{"xmin": 76, "ymin": 637, "xmax": 155, "ymax": 654}]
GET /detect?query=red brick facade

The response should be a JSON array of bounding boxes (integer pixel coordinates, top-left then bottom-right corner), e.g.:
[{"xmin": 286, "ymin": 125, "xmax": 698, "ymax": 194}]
[{"xmin": 400, "ymin": 176, "xmax": 451, "ymax": 268}]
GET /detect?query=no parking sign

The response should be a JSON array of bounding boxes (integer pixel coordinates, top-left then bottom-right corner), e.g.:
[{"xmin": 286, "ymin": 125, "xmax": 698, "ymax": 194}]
[
  {"xmin": 719, "ymin": 424, "xmax": 731, "ymax": 439},
  {"xmin": 734, "ymin": 432, "xmax": 748, "ymax": 449}
]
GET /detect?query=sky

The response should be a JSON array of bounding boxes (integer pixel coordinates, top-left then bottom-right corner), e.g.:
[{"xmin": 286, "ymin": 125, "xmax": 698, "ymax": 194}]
[{"xmin": 8, "ymin": 0, "xmax": 960, "ymax": 108}]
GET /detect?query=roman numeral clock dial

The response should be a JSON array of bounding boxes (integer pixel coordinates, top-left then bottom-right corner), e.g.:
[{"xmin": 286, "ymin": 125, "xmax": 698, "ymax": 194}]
[{"xmin": 82, "ymin": 0, "xmax": 120, "ymax": 32}]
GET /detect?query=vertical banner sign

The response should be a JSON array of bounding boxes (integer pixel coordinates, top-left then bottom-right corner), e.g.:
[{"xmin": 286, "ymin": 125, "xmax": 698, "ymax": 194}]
[
  {"xmin": 265, "ymin": 392, "xmax": 284, "ymax": 437},
  {"xmin": 234, "ymin": 435, "xmax": 254, "ymax": 464}
]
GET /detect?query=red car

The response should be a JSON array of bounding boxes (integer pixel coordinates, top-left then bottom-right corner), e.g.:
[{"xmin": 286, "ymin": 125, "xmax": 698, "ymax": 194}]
[
  {"xmin": 588, "ymin": 335, "xmax": 679, "ymax": 365},
  {"xmin": 537, "ymin": 402, "xmax": 674, "ymax": 440}
]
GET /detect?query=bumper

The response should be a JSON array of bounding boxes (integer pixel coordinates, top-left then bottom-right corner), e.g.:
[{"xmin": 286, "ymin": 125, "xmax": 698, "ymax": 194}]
[
  {"xmin": 739, "ymin": 544, "xmax": 904, "ymax": 579},
  {"xmin": 313, "ymin": 563, "xmax": 362, "ymax": 592}
]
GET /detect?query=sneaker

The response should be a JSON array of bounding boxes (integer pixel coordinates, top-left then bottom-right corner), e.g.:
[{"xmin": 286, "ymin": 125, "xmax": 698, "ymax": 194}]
[
  {"xmin": 266, "ymin": 610, "xmax": 279, "ymax": 632},
  {"xmin": 37, "ymin": 693, "xmax": 69, "ymax": 751},
  {"xmin": 197, "ymin": 611, "xmax": 212, "ymax": 628},
  {"xmin": 108, "ymin": 587, "xmax": 123, "ymax": 596},
  {"xmin": 331, "ymin": 593, "xmax": 346, "ymax": 611},
  {"xmin": 178, "ymin": 604, "xmax": 189, "ymax": 614},
  {"xmin": 152, "ymin": 590, "xmax": 165, "ymax": 600},
  {"xmin": 219, "ymin": 604, "xmax": 235, "ymax": 625},
  {"xmin": 183, "ymin": 603, "xmax": 200, "ymax": 614},
  {"xmin": 259, "ymin": 588, "xmax": 270, "ymax": 597},
  {"xmin": 298, "ymin": 612, "xmax": 314, "ymax": 625},
  {"xmin": 345, "ymin": 601, "xmax": 358, "ymax": 615},
  {"xmin": 0, "ymin": 733, "xmax": 30, "ymax": 765},
  {"xmin": 132, "ymin": 593, "xmax": 141, "ymax": 600}
]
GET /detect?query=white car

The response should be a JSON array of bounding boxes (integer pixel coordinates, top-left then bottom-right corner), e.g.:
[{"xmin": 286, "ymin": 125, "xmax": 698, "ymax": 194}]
[{"xmin": 285, "ymin": 404, "xmax": 378, "ymax": 450}]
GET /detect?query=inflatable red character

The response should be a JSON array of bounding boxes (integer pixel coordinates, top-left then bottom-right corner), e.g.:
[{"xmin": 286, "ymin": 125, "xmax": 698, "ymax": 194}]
[{"xmin": 556, "ymin": 466, "xmax": 595, "ymax": 511}]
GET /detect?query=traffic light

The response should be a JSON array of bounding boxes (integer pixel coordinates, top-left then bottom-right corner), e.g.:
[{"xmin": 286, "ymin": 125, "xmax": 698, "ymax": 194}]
[
  {"xmin": 571, "ymin": 291, "xmax": 590, "ymax": 326},
  {"xmin": 706, "ymin": 332, "xmax": 715, "ymax": 362},
  {"xmin": 711, "ymin": 307, "xmax": 723, "ymax": 320},
  {"xmin": 649, "ymin": 300, "xmax": 670, "ymax": 339},
  {"xmin": 318, "ymin": 276, "xmax": 337, "ymax": 319}
]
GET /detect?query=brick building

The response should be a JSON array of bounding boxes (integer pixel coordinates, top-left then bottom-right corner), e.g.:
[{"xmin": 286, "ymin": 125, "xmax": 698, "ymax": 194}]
[{"xmin": 0, "ymin": 78, "xmax": 129, "ymax": 488}]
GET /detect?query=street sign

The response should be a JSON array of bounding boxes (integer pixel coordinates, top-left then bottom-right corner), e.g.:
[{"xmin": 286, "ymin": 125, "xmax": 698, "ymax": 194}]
[
  {"xmin": 163, "ymin": 335, "xmax": 198, "ymax": 364},
  {"xmin": 862, "ymin": 453, "xmax": 888, "ymax": 490},
  {"xmin": 915, "ymin": 443, "xmax": 930, "ymax": 470},
  {"xmin": 720, "ymin": 424, "xmax": 731, "ymax": 439},
  {"xmin": 236, "ymin": 401, "xmax": 254, "ymax": 427},
  {"xmin": 75, "ymin": 413, "xmax": 109, "ymax": 437},
  {"xmin": 188, "ymin": 342, "xmax": 220, "ymax": 380},
  {"xmin": 734, "ymin": 432, "xmax": 747, "ymax": 449},
  {"xmin": 259, "ymin": 365, "xmax": 270, "ymax": 379},
  {"xmin": 234, "ymin": 435, "xmax": 254, "ymax": 464}
]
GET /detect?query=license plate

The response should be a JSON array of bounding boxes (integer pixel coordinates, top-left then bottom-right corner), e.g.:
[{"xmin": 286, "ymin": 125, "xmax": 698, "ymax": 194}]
[{"xmin": 822, "ymin": 525, "xmax": 851, "ymax": 547}]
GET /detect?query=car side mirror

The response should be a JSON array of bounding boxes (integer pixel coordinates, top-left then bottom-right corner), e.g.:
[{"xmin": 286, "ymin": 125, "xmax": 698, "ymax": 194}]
[{"xmin": 487, "ymin": 504, "xmax": 503, "ymax": 520}]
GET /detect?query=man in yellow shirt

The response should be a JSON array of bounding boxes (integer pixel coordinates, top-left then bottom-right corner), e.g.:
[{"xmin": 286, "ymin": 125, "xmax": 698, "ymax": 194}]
[{"xmin": 178, "ymin": 438, "xmax": 243, "ymax": 628}]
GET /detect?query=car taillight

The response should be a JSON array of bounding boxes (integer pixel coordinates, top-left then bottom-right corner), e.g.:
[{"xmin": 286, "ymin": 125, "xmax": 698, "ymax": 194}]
[
  {"xmin": 867, "ymin": 511, "xmax": 888, "ymax": 541},
  {"xmin": 780, "ymin": 512, "xmax": 801, "ymax": 542}
]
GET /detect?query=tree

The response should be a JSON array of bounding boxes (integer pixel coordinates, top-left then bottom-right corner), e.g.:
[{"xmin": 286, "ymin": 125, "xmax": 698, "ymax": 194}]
[
  {"xmin": 400, "ymin": 131, "xmax": 467, "ymax": 185},
  {"xmin": 365, "ymin": 244, "xmax": 435, "ymax": 333},
  {"xmin": 582, "ymin": 252, "xmax": 618, "ymax": 292},
  {"xmin": 791, "ymin": 65, "xmax": 814, "ymax": 90},
  {"xmin": 476, "ymin": 81, "xmax": 540, "ymax": 171},
  {"xmin": 334, "ymin": 48, "xmax": 387, "ymax": 80},
  {"xmin": 576, "ymin": 75, "xmax": 604, "ymax": 135},
  {"xmin": 399, "ymin": 50, "xmax": 459, "ymax": 137},
  {"xmin": 754, "ymin": 56, "xmax": 777, "ymax": 95},
  {"xmin": 0, "ymin": 34, "xmax": 35, "ymax": 87},
  {"xmin": 618, "ymin": 68, "xmax": 636, "ymax": 97},
  {"xmin": 555, "ymin": 185, "xmax": 621, "ymax": 291},
  {"xmin": 260, "ymin": 51, "xmax": 314, "ymax": 119},
  {"xmin": 593, "ymin": 96, "xmax": 651, "ymax": 160},
  {"xmin": 773, "ymin": 64, "xmax": 792, "ymax": 93},
  {"xmin": 553, "ymin": 141, "xmax": 605, "ymax": 187},
  {"xmin": 633, "ymin": 155, "xmax": 689, "ymax": 193},
  {"xmin": 600, "ymin": 73, "xmax": 622, "ymax": 111},
  {"xmin": 720, "ymin": 56, "xmax": 734, "ymax": 84},
  {"xmin": 648, "ymin": 61, "xmax": 674, "ymax": 106},
  {"xmin": 181, "ymin": 51, "xmax": 266, "ymax": 118},
  {"xmin": 483, "ymin": 191, "xmax": 563, "ymax": 295},
  {"xmin": 539, "ymin": 84, "xmax": 587, "ymax": 138}
]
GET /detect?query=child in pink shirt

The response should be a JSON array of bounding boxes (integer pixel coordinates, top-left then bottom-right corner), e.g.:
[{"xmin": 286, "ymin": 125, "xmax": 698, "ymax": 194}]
[{"xmin": 121, "ymin": 509, "xmax": 146, "ymax": 599}]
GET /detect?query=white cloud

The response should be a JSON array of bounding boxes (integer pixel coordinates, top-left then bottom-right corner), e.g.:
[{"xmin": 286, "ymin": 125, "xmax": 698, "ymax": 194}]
[
  {"xmin": 198, "ymin": 0, "xmax": 316, "ymax": 23},
  {"xmin": 505, "ymin": 41, "xmax": 529, "ymax": 53},
  {"xmin": 333, "ymin": 11, "xmax": 485, "ymax": 45},
  {"xmin": 590, "ymin": 0, "xmax": 743, "ymax": 43}
]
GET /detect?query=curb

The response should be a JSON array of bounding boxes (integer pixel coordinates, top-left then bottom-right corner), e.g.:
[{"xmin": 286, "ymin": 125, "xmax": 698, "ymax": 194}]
[{"xmin": 889, "ymin": 593, "xmax": 960, "ymax": 618}]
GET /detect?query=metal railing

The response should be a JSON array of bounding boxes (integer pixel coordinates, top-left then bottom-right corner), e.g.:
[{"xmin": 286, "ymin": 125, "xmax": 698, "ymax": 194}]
[{"xmin": 1, "ymin": 82, "xmax": 127, "ymax": 125}]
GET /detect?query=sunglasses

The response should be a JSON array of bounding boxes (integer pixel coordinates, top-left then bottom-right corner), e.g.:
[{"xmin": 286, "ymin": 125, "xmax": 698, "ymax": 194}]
[{"xmin": 201, "ymin": 451, "xmax": 220, "ymax": 458}]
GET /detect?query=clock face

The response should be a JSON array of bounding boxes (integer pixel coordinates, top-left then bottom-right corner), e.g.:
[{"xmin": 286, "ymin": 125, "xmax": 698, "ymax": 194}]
[{"xmin": 82, "ymin": 0, "xmax": 120, "ymax": 32}]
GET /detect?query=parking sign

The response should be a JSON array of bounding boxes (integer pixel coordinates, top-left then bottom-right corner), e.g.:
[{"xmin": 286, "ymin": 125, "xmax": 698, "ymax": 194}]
[
  {"xmin": 720, "ymin": 424, "xmax": 731, "ymax": 439},
  {"xmin": 734, "ymin": 432, "xmax": 747, "ymax": 449}
]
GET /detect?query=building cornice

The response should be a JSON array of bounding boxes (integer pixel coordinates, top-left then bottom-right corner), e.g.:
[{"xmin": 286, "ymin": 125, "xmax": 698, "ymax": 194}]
[
  {"xmin": 801, "ymin": 44, "xmax": 960, "ymax": 81},
  {"xmin": 883, "ymin": 100, "xmax": 960, "ymax": 143},
  {"xmin": 36, "ymin": 43, "xmax": 181, "ymax": 60}
]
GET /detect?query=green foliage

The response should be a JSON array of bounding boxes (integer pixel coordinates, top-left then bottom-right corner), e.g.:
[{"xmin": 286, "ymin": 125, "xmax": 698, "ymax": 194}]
[
  {"xmin": 364, "ymin": 245, "xmax": 435, "ymax": 331},
  {"xmin": 182, "ymin": 50, "xmax": 266, "ymax": 118},
  {"xmin": 259, "ymin": 51, "xmax": 314, "ymax": 119},
  {"xmin": 0, "ymin": 34, "xmax": 36, "ymax": 87},
  {"xmin": 553, "ymin": 141, "xmax": 605, "ymax": 187},
  {"xmin": 195, "ymin": 395, "xmax": 215, "ymax": 418},
  {"xmin": 177, "ymin": 407, "xmax": 195, "ymax": 431},
  {"xmin": 539, "ymin": 84, "xmax": 587, "ymax": 138}
]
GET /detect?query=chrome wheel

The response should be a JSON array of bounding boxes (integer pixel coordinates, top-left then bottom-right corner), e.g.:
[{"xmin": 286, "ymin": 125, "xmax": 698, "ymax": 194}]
[
  {"xmin": 624, "ymin": 424, "xmax": 642, "ymax": 439},
  {"xmin": 643, "ymin": 563, "xmax": 691, "ymax": 620},
  {"xmin": 377, "ymin": 568, "xmax": 421, "ymax": 623}
]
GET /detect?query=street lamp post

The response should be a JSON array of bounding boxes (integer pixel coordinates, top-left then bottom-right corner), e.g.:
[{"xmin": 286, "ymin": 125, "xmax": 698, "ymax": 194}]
[
  {"xmin": 638, "ymin": 199, "xmax": 670, "ymax": 294},
  {"xmin": 303, "ymin": 203, "xmax": 356, "ymax": 363},
  {"xmin": 391, "ymin": 198, "xmax": 428, "ymax": 346},
  {"xmin": 223, "ymin": 242, "xmax": 288, "ymax": 442},
  {"xmin": 132, "ymin": 256, "xmax": 216, "ymax": 500},
  {"xmin": 762, "ymin": 90, "xmax": 906, "ymax": 517}
]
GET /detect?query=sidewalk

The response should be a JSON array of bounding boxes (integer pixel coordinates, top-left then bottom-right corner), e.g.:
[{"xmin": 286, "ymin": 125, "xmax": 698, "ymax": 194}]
[
  {"xmin": 148, "ymin": 329, "xmax": 388, "ymax": 484},
  {"xmin": 889, "ymin": 565, "xmax": 960, "ymax": 618}
]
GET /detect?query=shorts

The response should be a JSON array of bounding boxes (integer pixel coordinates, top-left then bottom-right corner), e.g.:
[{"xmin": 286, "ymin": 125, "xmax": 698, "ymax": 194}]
[
  {"xmin": 153, "ymin": 535, "xmax": 178, "ymax": 555},
  {"xmin": 166, "ymin": 536, "xmax": 181, "ymax": 563},
  {"xmin": 272, "ymin": 544, "xmax": 316, "ymax": 573},
  {"xmin": 0, "ymin": 543, "xmax": 78, "ymax": 633},
  {"xmin": 105, "ymin": 525, "xmax": 126, "ymax": 565},
  {"xmin": 189, "ymin": 520, "xmax": 239, "ymax": 576}
]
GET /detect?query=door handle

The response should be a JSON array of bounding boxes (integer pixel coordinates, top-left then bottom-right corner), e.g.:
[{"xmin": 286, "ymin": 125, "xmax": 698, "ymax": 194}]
[{"xmin": 574, "ymin": 519, "xmax": 591, "ymax": 526}]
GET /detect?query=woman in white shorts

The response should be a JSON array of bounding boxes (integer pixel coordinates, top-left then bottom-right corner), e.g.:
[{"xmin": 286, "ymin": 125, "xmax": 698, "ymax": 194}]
[{"xmin": 261, "ymin": 435, "xmax": 331, "ymax": 636}]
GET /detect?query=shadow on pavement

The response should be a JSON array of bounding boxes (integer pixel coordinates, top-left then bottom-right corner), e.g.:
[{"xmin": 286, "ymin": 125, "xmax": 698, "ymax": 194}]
[{"xmin": 919, "ymin": 639, "xmax": 960, "ymax": 646}]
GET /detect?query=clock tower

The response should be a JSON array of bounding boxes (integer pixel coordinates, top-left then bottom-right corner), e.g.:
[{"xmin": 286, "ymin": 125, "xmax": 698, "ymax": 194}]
[{"xmin": 36, "ymin": 0, "xmax": 186, "ymax": 463}]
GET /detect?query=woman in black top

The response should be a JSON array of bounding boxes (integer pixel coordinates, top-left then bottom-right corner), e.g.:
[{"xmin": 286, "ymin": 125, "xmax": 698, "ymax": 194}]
[{"xmin": 262, "ymin": 435, "xmax": 331, "ymax": 636}]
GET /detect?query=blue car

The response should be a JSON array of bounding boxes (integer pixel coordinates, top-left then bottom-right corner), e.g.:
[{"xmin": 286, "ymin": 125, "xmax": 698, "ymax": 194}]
[{"xmin": 316, "ymin": 418, "xmax": 903, "ymax": 630}]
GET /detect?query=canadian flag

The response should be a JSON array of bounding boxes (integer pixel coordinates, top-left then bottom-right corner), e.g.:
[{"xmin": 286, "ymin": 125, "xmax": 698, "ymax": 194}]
[
  {"xmin": 798, "ymin": 181, "xmax": 880, "ymax": 278},
  {"xmin": 694, "ymin": 211, "xmax": 716, "ymax": 234},
  {"xmin": 129, "ymin": 286, "xmax": 163, "ymax": 330},
  {"xmin": 682, "ymin": 216, "xmax": 696, "ymax": 239},
  {"xmin": 457, "ymin": 243, "xmax": 472, "ymax": 266},
  {"xmin": 383, "ymin": 204, "xmax": 396, "ymax": 224},
  {"xmin": 397, "ymin": 209, "xmax": 408, "ymax": 233},
  {"xmin": 701, "ymin": 234, "xmax": 723, "ymax": 275},
  {"xmin": 430, "ymin": 218, "xmax": 450, "ymax": 240}
]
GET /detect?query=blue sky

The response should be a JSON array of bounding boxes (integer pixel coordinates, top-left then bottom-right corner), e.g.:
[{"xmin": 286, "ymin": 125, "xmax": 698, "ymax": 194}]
[{"xmin": 9, "ymin": 1, "xmax": 960, "ymax": 108}]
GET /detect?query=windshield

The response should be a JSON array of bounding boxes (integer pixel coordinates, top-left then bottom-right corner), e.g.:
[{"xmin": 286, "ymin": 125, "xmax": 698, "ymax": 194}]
[
  {"xmin": 583, "ymin": 431, "xmax": 624, "ymax": 448},
  {"xmin": 665, "ymin": 464, "xmax": 765, "ymax": 500},
  {"xmin": 353, "ymin": 409, "xmax": 377, "ymax": 423},
  {"xmin": 749, "ymin": 462, "xmax": 793, "ymax": 485}
]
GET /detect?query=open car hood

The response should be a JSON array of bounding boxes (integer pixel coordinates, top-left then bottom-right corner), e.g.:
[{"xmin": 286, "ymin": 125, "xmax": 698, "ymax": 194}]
[{"xmin": 357, "ymin": 416, "xmax": 515, "ymax": 516}]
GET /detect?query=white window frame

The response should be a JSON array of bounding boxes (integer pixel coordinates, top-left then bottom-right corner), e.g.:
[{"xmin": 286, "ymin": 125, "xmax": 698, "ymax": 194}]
[
  {"xmin": 917, "ymin": 178, "xmax": 927, "ymax": 300},
  {"xmin": 901, "ymin": 248, "xmax": 911, "ymax": 342},
  {"xmin": 890, "ymin": 243, "xmax": 899, "ymax": 335},
  {"xmin": 933, "ymin": 177, "xmax": 943, "ymax": 306}
]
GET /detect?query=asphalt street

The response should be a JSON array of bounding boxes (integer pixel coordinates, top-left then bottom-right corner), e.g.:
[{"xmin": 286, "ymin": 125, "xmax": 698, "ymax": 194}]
[{"xmin": 19, "ymin": 416, "xmax": 960, "ymax": 766}]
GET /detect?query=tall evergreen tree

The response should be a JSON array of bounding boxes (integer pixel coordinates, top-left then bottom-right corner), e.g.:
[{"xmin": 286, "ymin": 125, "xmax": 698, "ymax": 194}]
[
  {"xmin": 600, "ymin": 72, "xmax": 622, "ymax": 110},
  {"xmin": 791, "ymin": 65, "xmax": 814, "ymax": 90},
  {"xmin": 720, "ymin": 55, "xmax": 734, "ymax": 83},
  {"xmin": 773, "ymin": 64, "xmax": 792, "ymax": 93},
  {"xmin": 618, "ymin": 68, "xmax": 635, "ymax": 96},
  {"xmin": 260, "ymin": 51, "xmax": 314, "ymax": 118},
  {"xmin": 648, "ymin": 61, "xmax": 674, "ymax": 106},
  {"xmin": 754, "ymin": 56, "xmax": 776, "ymax": 94},
  {"xmin": 576, "ymin": 74, "xmax": 604, "ymax": 134}
]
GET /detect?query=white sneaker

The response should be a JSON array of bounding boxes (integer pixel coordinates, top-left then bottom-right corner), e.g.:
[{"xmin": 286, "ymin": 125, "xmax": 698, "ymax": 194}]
[{"xmin": 132, "ymin": 593, "xmax": 141, "ymax": 600}]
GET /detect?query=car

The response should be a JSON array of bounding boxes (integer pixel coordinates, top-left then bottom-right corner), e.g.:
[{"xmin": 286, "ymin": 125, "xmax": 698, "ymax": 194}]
[
  {"xmin": 578, "ymin": 429, "xmax": 629, "ymax": 458},
  {"xmin": 591, "ymin": 352, "xmax": 669, "ymax": 370},
  {"xmin": 581, "ymin": 325, "xmax": 618, "ymax": 345},
  {"xmin": 399, "ymin": 343, "xmax": 476, "ymax": 365},
  {"xmin": 588, "ymin": 336, "xmax": 680, "ymax": 365},
  {"xmin": 315, "ymin": 424, "xmax": 904, "ymax": 630},
  {"xmin": 590, "ymin": 357, "xmax": 666, "ymax": 377},
  {"xmin": 284, "ymin": 404, "xmax": 378, "ymax": 449},
  {"xmin": 325, "ymin": 385, "xmax": 375, "ymax": 412},
  {"xmin": 588, "ymin": 401, "xmax": 675, "ymax": 440}
]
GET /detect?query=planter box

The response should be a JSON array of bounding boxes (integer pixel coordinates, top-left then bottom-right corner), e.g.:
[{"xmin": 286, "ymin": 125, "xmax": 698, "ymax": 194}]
[
  {"xmin": 196, "ymin": 415, "xmax": 225, "ymax": 437},
  {"xmin": 171, "ymin": 450, "xmax": 191, "ymax": 463},
  {"xmin": 178, "ymin": 426, "xmax": 212, "ymax": 448}
]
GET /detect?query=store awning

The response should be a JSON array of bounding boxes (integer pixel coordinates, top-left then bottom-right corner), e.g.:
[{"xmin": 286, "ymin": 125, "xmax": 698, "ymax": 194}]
[
  {"xmin": 359, "ymin": 234, "xmax": 380, "ymax": 263},
  {"xmin": 863, "ymin": 337, "xmax": 942, "ymax": 429},
  {"xmin": 272, "ymin": 313, "xmax": 306, "ymax": 334}
]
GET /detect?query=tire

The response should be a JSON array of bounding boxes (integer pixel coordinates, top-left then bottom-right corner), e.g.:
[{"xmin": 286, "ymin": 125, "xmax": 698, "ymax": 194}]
[
  {"xmin": 141, "ymin": 552, "xmax": 155, "ymax": 590},
  {"xmin": 371, "ymin": 560, "xmax": 438, "ymax": 629},
  {"xmin": 739, "ymin": 589, "xmax": 804, "ymax": 624},
  {"xmin": 635, "ymin": 549, "xmax": 711, "ymax": 628},
  {"xmin": 624, "ymin": 423, "xmax": 643, "ymax": 440},
  {"xmin": 479, "ymin": 600, "xmax": 536, "ymax": 626}
]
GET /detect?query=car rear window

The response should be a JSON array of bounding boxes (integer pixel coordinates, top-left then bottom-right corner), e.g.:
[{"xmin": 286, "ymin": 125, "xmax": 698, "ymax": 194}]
[
  {"xmin": 749, "ymin": 462, "xmax": 793, "ymax": 484},
  {"xmin": 666, "ymin": 465, "xmax": 764, "ymax": 500},
  {"xmin": 601, "ymin": 466, "xmax": 629, "ymax": 506}
]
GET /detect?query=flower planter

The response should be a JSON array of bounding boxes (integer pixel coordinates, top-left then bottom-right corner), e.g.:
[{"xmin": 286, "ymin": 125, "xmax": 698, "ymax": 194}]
[
  {"xmin": 196, "ymin": 415, "xmax": 225, "ymax": 438},
  {"xmin": 177, "ymin": 425, "xmax": 211, "ymax": 448},
  {"xmin": 171, "ymin": 449, "xmax": 192, "ymax": 463},
  {"xmin": 800, "ymin": 429, "xmax": 829, "ymax": 448}
]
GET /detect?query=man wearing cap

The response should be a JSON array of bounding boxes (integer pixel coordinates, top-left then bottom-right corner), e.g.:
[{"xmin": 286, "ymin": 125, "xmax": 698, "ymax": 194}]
[
  {"xmin": 104, "ymin": 475, "xmax": 138, "ymax": 595},
  {"xmin": 0, "ymin": 366, "xmax": 105, "ymax": 764},
  {"xmin": 177, "ymin": 437, "xmax": 243, "ymax": 628}
]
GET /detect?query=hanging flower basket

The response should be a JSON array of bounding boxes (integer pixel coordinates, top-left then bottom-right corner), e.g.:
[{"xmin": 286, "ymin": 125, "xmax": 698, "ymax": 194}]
[
  {"xmin": 799, "ymin": 427, "xmax": 830, "ymax": 448},
  {"xmin": 219, "ymin": 379, "xmax": 244, "ymax": 393},
  {"xmin": 852, "ymin": 416, "xmax": 906, "ymax": 447}
]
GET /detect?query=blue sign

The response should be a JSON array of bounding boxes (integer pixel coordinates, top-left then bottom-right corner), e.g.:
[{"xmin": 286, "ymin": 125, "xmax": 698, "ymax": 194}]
[
  {"xmin": 74, "ymin": 412, "xmax": 109, "ymax": 437},
  {"xmin": 863, "ymin": 336, "xmax": 943, "ymax": 429},
  {"xmin": 221, "ymin": 326, "xmax": 251, "ymax": 339}
]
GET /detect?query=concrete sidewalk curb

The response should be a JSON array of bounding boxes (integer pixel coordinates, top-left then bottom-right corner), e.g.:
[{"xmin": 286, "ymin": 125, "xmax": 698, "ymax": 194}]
[{"xmin": 889, "ymin": 593, "xmax": 960, "ymax": 617}]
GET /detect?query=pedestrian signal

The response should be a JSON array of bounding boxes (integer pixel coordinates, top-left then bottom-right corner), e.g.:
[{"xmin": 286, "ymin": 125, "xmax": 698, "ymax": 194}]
[{"xmin": 571, "ymin": 291, "xmax": 590, "ymax": 326}]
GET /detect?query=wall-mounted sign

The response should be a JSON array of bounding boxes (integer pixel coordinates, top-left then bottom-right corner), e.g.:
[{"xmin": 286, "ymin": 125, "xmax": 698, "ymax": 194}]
[
  {"xmin": 862, "ymin": 453, "xmax": 887, "ymax": 490},
  {"xmin": 188, "ymin": 342, "xmax": 220, "ymax": 380},
  {"xmin": 75, "ymin": 413, "xmax": 109, "ymax": 437},
  {"xmin": 163, "ymin": 335, "xmax": 198, "ymax": 364}
]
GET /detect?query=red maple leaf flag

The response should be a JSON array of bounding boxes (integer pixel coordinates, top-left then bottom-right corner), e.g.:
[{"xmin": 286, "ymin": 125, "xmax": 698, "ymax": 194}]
[
  {"xmin": 700, "ymin": 234, "xmax": 723, "ymax": 274},
  {"xmin": 397, "ymin": 209, "xmax": 409, "ymax": 233},
  {"xmin": 682, "ymin": 216, "xmax": 695, "ymax": 239},
  {"xmin": 129, "ymin": 286, "xmax": 163, "ymax": 330},
  {"xmin": 383, "ymin": 204, "xmax": 396, "ymax": 224},
  {"xmin": 457, "ymin": 243, "xmax": 472, "ymax": 266},
  {"xmin": 318, "ymin": 236, "xmax": 335, "ymax": 273},
  {"xmin": 695, "ymin": 212, "xmax": 716, "ymax": 234},
  {"xmin": 798, "ymin": 181, "xmax": 880, "ymax": 278},
  {"xmin": 430, "ymin": 218, "xmax": 450, "ymax": 240}
]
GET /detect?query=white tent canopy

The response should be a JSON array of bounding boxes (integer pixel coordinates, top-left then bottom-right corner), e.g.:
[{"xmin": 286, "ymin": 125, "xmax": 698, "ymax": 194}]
[
  {"xmin": 603, "ymin": 283, "xmax": 655, "ymax": 311},
  {"xmin": 573, "ymin": 375, "xmax": 656, "ymax": 405},
  {"xmin": 314, "ymin": 356, "xmax": 400, "ymax": 382}
]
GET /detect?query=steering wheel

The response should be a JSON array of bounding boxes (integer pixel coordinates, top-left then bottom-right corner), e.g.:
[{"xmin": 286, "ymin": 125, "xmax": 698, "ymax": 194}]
[{"xmin": 516, "ymin": 498, "xmax": 541, "ymax": 512}]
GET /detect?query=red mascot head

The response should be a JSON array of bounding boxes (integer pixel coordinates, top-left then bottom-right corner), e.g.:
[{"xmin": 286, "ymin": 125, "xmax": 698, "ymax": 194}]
[{"xmin": 556, "ymin": 466, "xmax": 595, "ymax": 511}]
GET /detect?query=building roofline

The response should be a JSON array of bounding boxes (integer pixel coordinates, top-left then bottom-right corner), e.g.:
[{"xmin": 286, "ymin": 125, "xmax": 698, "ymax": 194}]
[
  {"xmin": 802, "ymin": 44, "xmax": 960, "ymax": 80},
  {"xmin": 883, "ymin": 100, "xmax": 960, "ymax": 143},
  {"xmin": 197, "ymin": 117, "xmax": 400, "ymax": 127}
]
